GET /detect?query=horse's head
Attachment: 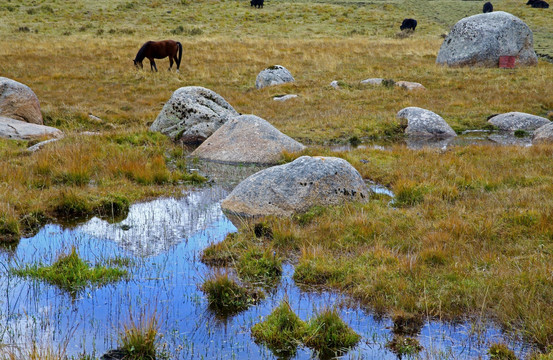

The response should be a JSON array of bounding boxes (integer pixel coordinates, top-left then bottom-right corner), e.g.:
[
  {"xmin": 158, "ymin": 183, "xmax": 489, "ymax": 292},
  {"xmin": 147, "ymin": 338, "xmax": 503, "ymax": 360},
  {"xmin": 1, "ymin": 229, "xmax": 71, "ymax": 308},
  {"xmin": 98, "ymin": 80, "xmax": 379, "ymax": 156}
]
[{"xmin": 133, "ymin": 59, "xmax": 143, "ymax": 69}]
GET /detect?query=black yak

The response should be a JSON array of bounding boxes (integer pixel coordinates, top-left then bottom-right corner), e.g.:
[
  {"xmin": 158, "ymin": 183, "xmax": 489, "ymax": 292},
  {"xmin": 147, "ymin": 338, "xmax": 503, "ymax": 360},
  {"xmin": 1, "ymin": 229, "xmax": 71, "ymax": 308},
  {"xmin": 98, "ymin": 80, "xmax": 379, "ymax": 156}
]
[
  {"xmin": 400, "ymin": 18, "xmax": 417, "ymax": 31},
  {"xmin": 527, "ymin": 0, "xmax": 549, "ymax": 7},
  {"xmin": 250, "ymin": 0, "xmax": 264, "ymax": 8},
  {"xmin": 483, "ymin": 2, "xmax": 493, "ymax": 12}
]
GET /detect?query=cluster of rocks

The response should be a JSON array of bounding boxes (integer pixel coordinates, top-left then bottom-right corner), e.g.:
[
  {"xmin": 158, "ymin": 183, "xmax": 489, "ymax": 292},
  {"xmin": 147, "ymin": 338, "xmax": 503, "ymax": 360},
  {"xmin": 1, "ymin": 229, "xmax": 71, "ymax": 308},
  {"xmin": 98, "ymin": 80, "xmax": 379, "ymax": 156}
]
[
  {"xmin": 0, "ymin": 77, "xmax": 63, "ymax": 141},
  {"xmin": 487, "ymin": 112, "xmax": 553, "ymax": 143},
  {"xmin": 149, "ymin": 84, "xmax": 370, "ymax": 218}
]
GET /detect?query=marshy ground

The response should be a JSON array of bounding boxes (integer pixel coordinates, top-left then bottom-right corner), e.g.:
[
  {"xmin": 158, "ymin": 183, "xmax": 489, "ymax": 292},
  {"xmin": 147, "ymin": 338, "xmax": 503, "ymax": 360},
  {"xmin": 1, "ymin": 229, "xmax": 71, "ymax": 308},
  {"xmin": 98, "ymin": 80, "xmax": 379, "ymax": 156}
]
[{"xmin": 1, "ymin": 0, "xmax": 553, "ymax": 359}]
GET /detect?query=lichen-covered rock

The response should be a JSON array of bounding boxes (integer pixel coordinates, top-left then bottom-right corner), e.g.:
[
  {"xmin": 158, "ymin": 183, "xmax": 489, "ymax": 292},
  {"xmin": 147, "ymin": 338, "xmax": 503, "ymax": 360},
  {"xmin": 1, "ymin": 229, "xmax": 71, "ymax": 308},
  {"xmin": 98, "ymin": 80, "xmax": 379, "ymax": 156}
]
[
  {"xmin": 0, "ymin": 77, "xmax": 43, "ymax": 124},
  {"xmin": 0, "ymin": 116, "xmax": 63, "ymax": 140},
  {"xmin": 395, "ymin": 81, "xmax": 426, "ymax": 91},
  {"xmin": 533, "ymin": 123, "xmax": 553, "ymax": 143},
  {"xmin": 221, "ymin": 156, "xmax": 369, "ymax": 217},
  {"xmin": 436, "ymin": 12, "xmax": 538, "ymax": 67},
  {"xmin": 191, "ymin": 114, "xmax": 305, "ymax": 165},
  {"xmin": 489, "ymin": 112, "xmax": 550, "ymax": 131},
  {"xmin": 150, "ymin": 86, "xmax": 239, "ymax": 144},
  {"xmin": 396, "ymin": 107, "xmax": 456, "ymax": 137},
  {"xmin": 255, "ymin": 65, "xmax": 295, "ymax": 89}
]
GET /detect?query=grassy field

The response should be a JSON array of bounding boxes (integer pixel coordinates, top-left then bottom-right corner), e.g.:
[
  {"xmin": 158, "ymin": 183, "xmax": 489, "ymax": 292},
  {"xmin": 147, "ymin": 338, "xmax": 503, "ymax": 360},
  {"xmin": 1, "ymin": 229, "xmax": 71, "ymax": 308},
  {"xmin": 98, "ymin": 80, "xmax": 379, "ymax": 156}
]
[{"xmin": 1, "ymin": 0, "xmax": 553, "ymax": 357}]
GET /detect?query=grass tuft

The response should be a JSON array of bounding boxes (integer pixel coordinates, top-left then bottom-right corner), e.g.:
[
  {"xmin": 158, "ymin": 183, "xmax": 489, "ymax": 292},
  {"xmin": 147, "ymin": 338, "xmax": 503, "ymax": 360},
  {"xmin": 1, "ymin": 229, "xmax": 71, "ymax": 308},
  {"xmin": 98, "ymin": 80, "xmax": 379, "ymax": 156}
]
[
  {"xmin": 251, "ymin": 299, "xmax": 307, "ymax": 358},
  {"xmin": 119, "ymin": 311, "xmax": 159, "ymax": 360},
  {"xmin": 236, "ymin": 248, "xmax": 282, "ymax": 286},
  {"xmin": 385, "ymin": 335, "xmax": 423, "ymax": 357},
  {"xmin": 488, "ymin": 343, "xmax": 518, "ymax": 360},
  {"xmin": 201, "ymin": 272, "xmax": 264, "ymax": 316}
]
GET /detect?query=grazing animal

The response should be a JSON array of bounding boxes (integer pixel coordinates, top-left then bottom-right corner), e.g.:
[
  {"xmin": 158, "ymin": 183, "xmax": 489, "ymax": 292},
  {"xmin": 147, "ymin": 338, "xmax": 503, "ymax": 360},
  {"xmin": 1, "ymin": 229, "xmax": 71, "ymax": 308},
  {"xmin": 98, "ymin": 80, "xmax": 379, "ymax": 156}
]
[
  {"xmin": 250, "ymin": 0, "xmax": 264, "ymax": 8},
  {"xmin": 133, "ymin": 40, "xmax": 182, "ymax": 72},
  {"xmin": 483, "ymin": 2, "xmax": 493, "ymax": 12},
  {"xmin": 400, "ymin": 18, "xmax": 417, "ymax": 31},
  {"xmin": 527, "ymin": 0, "xmax": 549, "ymax": 7}
]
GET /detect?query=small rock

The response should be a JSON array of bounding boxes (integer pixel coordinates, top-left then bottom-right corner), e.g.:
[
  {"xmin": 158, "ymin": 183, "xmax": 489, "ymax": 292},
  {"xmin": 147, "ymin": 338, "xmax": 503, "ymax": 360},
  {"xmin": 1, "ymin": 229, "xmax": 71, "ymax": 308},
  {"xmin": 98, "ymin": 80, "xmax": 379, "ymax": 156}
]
[
  {"xmin": 396, "ymin": 107, "xmax": 456, "ymax": 137},
  {"xmin": 221, "ymin": 156, "xmax": 369, "ymax": 217},
  {"xmin": 488, "ymin": 112, "xmax": 550, "ymax": 131},
  {"xmin": 330, "ymin": 80, "xmax": 340, "ymax": 89},
  {"xmin": 88, "ymin": 114, "xmax": 103, "ymax": 123},
  {"xmin": 533, "ymin": 123, "xmax": 553, "ymax": 143},
  {"xmin": 0, "ymin": 116, "xmax": 63, "ymax": 140},
  {"xmin": 273, "ymin": 94, "xmax": 298, "ymax": 101},
  {"xmin": 27, "ymin": 138, "xmax": 60, "ymax": 152},
  {"xmin": 360, "ymin": 78, "xmax": 384, "ymax": 85},
  {"xmin": 395, "ymin": 81, "xmax": 426, "ymax": 91},
  {"xmin": 255, "ymin": 65, "xmax": 295, "ymax": 89},
  {"xmin": 191, "ymin": 114, "xmax": 305, "ymax": 165},
  {"xmin": 0, "ymin": 77, "xmax": 43, "ymax": 124}
]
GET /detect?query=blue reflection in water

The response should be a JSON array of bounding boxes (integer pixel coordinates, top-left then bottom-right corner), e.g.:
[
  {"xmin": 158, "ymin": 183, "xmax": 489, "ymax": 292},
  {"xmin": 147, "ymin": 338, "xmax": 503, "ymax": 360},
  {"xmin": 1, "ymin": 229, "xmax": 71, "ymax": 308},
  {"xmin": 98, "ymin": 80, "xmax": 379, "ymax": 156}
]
[{"xmin": 0, "ymin": 186, "xmax": 531, "ymax": 359}]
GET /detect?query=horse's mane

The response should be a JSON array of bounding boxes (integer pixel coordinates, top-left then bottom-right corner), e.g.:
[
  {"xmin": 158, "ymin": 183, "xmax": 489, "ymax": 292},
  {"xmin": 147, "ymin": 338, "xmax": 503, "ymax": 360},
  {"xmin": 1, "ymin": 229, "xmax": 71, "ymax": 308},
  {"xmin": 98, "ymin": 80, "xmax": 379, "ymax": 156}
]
[{"xmin": 134, "ymin": 41, "xmax": 152, "ymax": 62}]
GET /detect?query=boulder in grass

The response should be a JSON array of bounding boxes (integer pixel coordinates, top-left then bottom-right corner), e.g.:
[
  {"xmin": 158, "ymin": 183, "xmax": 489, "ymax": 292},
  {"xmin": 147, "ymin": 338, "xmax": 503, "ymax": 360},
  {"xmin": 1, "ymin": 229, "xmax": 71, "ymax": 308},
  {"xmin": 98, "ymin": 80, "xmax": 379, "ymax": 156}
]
[
  {"xmin": 395, "ymin": 81, "xmax": 426, "ymax": 91},
  {"xmin": 150, "ymin": 86, "xmax": 239, "ymax": 144},
  {"xmin": 0, "ymin": 77, "xmax": 43, "ymax": 125},
  {"xmin": 360, "ymin": 78, "xmax": 384, "ymax": 85},
  {"xmin": 221, "ymin": 156, "xmax": 369, "ymax": 217},
  {"xmin": 436, "ymin": 12, "xmax": 538, "ymax": 67},
  {"xmin": 191, "ymin": 114, "xmax": 305, "ymax": 165},
  {"xmin": 396, "ymin": 107, "xmax": 456, "ymax": 137},
  {"xmin": 533, "ymin": 123, "xmax": 553, "ymax": 143},
  {"xmin": 488, "ymin": 112, "xmax": 550, "ymax": 131},
  {"xmin": 255, "ymin": 65, "xmax": 295, "ymax": 89},
  {"xmin": 0, "ymin": 116, "xmax": 63, "ymax": 141}
]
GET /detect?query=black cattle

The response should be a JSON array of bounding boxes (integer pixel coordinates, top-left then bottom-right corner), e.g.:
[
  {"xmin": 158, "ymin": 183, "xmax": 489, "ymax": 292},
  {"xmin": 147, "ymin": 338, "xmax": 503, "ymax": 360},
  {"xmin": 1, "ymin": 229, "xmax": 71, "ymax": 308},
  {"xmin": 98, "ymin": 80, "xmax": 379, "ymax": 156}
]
[
  {"xmin": 527, "ymin": 0, "xmax": 549, "ymax": 7},
  {"xmin": 400, "ymin": 18, "xmax": 417, "ymax": 31},
  {"xmin": 483, "ymin": 2, "xmax": 493, "ymax": 12},
  {"xmin": 250, "ymin": 0, "xmax": 264, "ymax": 8}
]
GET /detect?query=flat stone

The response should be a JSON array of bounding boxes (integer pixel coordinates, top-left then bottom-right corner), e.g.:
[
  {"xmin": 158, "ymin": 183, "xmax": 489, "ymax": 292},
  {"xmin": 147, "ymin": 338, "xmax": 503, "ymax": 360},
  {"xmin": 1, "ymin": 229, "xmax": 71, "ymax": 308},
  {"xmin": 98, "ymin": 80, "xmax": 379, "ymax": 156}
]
[
  {"xmin": 0, "ymin": 116, "xmax": 63, "ymax": 140},
  {"xmin": 488, "ymin": 112, "xmax": 550, "ymax": 131},
  {"xmin": 395, "ymin": 81, "xmax": 426, "ymax": 91},
  {"xmin": 360, "ymin": 78, "xmax": 384, "ymax": 85},
  {"xmin": 273, "ymin": 94, "xmax": 298, "ymax": 101}
]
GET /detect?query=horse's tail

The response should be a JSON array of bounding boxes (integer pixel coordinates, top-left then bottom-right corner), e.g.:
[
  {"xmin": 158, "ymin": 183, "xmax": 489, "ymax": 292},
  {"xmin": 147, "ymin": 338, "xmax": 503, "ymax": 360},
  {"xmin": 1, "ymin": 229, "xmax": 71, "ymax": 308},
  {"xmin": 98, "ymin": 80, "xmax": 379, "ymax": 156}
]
[{"xmin": 176, "ymin": 42, "xmax": 183, "ymax": 69}]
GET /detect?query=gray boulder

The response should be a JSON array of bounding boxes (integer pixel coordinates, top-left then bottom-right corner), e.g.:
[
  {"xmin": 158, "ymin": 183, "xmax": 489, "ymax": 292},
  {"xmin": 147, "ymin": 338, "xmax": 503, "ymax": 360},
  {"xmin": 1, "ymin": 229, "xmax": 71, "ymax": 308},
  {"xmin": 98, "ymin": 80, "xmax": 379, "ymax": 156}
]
[
  {"xmin": 221, "ymin": 156, "xmax": 369, "ymax": 217},
  {"xmin": 0, "ymin": 77, "xmax": 43, "ymax": 124},
  {"xmin": 0, "ymin": 116, "xmax": 63, "ymax": 140},
  {"xmin": 533, "ymin": 123, "xmax": 553, "ymax": 143},
  {"xmin": 488, "ymin": 112, "xmax": 550, "ymax": 131},
  {"xmin": 255, "ymin": 65, "xmax": 295, "ymax": 89},
  {"xmin": 397, "ymin": 107, "xmax": 456, "ymax": 137},
  {"xmin": 191, "ymin": 115, "xmax": 305, "ymax": 165},
  {"xmin": 150, "ymin": 86, "xmax": 239, "ymax": 144},
  {"xmin": 436, "ymin": 12, "xmax": 538, "ymax": 67}
]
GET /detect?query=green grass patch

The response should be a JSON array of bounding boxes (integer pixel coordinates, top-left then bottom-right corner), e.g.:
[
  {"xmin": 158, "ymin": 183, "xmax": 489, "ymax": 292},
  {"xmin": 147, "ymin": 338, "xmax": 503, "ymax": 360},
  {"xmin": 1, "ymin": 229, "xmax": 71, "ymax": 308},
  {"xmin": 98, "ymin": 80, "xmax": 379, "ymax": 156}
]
[
  {"xmin": 119, "ymin": 311, "xmax": 160, "ymax": 360},
  {"xmin": 11, "ymin": 247, "xmax": 128, "ymax": 293},
  {"xmin": 201, "ymin": 273, "xmax": 264, "ymax": 317},
  {"xmin": 236, "ymin": 248, "xmax": 282, "ymax": 286},
  {"xmin": 251, "ymin": 299, "xmax": 307, "ymax": 358},
  {"xmin": 385, "ymin": 335, "xmax": 423, "ymax": 357}
]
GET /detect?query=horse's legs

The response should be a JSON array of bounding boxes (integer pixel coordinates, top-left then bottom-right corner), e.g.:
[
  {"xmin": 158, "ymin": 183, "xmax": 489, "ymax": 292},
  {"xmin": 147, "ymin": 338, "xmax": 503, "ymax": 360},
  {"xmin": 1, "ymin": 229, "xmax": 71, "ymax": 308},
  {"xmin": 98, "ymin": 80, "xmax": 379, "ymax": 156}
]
[
  {"xmin": 149, "ymin": 59, "xmax": 158, "ymax": 72},
  {"xmin": 168, "ymin": 56, "xmax": 174, "ymax": 71}
]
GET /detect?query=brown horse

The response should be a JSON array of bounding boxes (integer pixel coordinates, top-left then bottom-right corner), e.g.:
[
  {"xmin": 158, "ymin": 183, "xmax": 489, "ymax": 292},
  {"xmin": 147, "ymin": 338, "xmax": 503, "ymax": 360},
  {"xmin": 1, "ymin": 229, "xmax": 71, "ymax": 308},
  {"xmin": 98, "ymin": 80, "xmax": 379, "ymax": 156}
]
[{"xmin": 133, "ymin": 40, "xmax": 182, "ymax": 72}]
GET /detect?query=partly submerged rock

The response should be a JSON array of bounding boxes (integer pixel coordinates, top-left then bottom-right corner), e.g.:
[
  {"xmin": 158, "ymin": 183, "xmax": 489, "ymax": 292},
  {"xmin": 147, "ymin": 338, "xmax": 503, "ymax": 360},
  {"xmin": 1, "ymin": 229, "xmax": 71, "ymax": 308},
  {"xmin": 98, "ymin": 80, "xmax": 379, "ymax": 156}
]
[
  {"xmin": 436, "ymin": 12, "xmax": 538, "ymax": 67},
  {"xmin": 255, "ymin": 65, "xmax": 295, "ymax": 89},
  {"xmin": 0, "ymin": 116, "xmax": 63, "ymax": 140},
  {"xmin": 488, "ymin": 112, "xmax": 550, "ymax": 131},
  {"xmin": 396, "ymin": 107, "xmax": 456, "ymax": 137},
  {"xmin": 533, "ymin": 123, "xmax": 553, "ymax": 143},
  {"xmin": 191, "ymin": 114, "xmax": 305, "ymax": 165},
  {"xmin": 0, "ymin": 77, "xmax": 43, "ymax": 124},
  {"xmin": 221, "ymin": 156, "xmax": 369, "ymax": 217},
  {"xmin": 150, "ymin": 86, "xmax": 239, "ymax": 144}
]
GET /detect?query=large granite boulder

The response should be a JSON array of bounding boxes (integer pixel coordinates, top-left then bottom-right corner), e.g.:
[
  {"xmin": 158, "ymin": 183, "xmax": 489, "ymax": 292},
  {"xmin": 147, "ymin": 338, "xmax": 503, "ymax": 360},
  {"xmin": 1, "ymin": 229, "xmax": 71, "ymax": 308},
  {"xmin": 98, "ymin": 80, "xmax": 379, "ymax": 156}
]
[
  {"xmin": 488, "ymin": 112, "xmax": 550, "ymax": 131},
  {"xmin": 436, "ymin": 12, "xmax": 538, "ymax": 67},
  {"xmin": 150, "ymin": 86, "xmax": 239, "ymax": 144},
  {"xmin": 255, "ymin": 65, "xmax": 295, "ymax": 89},
  {"xmin": 532, "ymin": 123, "xmax": 553, "ymax": 143},
  {"xmin": 221, "ymin": 156, "xmax": 369, "ymax": 217},
  {"xmin": 396, "ymin": 107, "xmax": 456, "ymax": 137},
  {"xmin": 191, "ymin": 114, "xmax": 305, "ymax": 165},
  {"xmin": 0, "ymin": 116, "xmax": 63, "ymax": 140},
  {"xmin": 0, "ymin": 77, "xmax": 43, "ymax": 124}
]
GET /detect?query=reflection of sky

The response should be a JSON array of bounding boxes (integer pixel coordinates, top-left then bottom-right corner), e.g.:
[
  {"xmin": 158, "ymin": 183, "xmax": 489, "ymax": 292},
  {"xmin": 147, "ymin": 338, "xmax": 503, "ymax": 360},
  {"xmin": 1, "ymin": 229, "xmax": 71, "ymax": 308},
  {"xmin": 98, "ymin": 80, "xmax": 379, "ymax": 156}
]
[{"xmin": 0, "ymin": 187, "xmax": 534, "ymax": 359}]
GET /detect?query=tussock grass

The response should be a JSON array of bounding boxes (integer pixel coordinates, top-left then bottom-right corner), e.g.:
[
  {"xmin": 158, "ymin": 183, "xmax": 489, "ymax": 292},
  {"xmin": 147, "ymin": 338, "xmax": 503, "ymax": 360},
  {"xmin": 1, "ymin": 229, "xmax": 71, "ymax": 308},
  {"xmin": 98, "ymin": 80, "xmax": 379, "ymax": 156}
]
[
  {"xmin": 251, "ymin": 299, "xmax": 307, "ymax": 357},
  {"xmin": 11, "ymin": 246, "xmax": 128, "ymax": 293},
  {"xmin": 303, "ymin": 308, "xmax": 361, "ymax": 358},
  {"xmin": 488, "ymin": 343, "xmax": 518, "ymax": 360},
  {"xmin": 386, "ymin": 335, "xmax": 423, "ymax": 357},
  {"xmin": 236, "ymin": 248, "xmax": 282, "ymax": 286},
  {"xmin": 201, "ymin": 272, "xmax": 264, "ymax": 316},
  {"xmin": 119, "ymin": 311, "xmax": 159, "ymax": 360}
]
